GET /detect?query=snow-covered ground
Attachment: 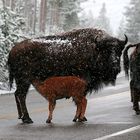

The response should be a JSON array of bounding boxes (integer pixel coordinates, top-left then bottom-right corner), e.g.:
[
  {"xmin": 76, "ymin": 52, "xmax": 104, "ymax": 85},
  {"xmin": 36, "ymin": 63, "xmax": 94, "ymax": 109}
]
[
  {"xmin": 117, "ymin": 70, "xmax": 125, "ymax": 78},
  {"xmin": 0, "ymin": 81, "xmax": 15, "ymax": 95},
  {"xmin": 0, "ymin": 89, "xmax": 15, "ymax": 95},
  {"xmin": 0, "ymin": 82, "xmax": 35, "ymax": 95}
]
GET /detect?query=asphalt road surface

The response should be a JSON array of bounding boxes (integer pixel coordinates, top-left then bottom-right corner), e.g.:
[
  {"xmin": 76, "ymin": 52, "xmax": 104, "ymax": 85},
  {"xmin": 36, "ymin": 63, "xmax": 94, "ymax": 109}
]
[{"xmin": 0, "ymin": 76, "xmax": 140, "ymax": 140}]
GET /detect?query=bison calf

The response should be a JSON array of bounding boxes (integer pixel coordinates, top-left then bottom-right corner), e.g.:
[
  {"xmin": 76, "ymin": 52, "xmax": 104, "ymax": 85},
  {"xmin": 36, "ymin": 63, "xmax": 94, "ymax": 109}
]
[{"xmin": 32, "ymin": 76, "xmax": 87, "ymax": 123}]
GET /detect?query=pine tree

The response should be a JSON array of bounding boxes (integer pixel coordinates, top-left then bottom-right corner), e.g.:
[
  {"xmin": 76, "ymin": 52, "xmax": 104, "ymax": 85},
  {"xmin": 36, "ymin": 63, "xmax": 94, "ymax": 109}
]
[
  {"xmin": 117, "ymin": 18, "xmax": 126, "ymax": 38},
  {"xmin": 79, "ymin": 0, "xmax": 95, "ymax": 28},
  {"xmin": 13, "ymin": 0, "xmax": 38, "ymax": 35},
  {"xmin": 62, "ymin": 0, "xmax": 81, "ymax": 31},
  {"xmin": 47, "ymin": 0, "xmax": 85, "ymax": 34},
  {"xmin": 124, "ymin": 0, "xmax": 140, "ymax": 43},
  {"xmin": 94, "ymin": 3, "xmax": 112, "ymax": 34},
  {"xmin": 46, "ymin": 0, "xmax": 63, "ymax": 34},
  {"xmin": 0, "ymin": 1, "xmax": 25, "ymax": 80},
  {"xmin": 79, "ymin": 10, "xmax": 94, "ymax": 28}
]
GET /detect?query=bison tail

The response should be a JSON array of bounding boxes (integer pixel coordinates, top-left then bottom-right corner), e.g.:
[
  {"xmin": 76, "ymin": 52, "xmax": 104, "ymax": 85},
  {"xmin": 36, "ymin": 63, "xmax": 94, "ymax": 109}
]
[
  {"xmin": 9, "ymin": 67, "xmax": 14, "ymax": 90},
  {"xmin": 123, "ymin": 44, "xmax": 136, "ymax": 78},
  {"xmin": 7, "ymin": 56, "xmax": 14, "ymax": 90}
]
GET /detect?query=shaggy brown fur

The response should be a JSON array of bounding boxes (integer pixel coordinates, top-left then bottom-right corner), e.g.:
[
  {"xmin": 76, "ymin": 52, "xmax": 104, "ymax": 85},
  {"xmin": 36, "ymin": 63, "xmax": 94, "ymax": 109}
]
[{"xmin": 32, "ymin": 76, "xmax": 87, "ymax": 123}]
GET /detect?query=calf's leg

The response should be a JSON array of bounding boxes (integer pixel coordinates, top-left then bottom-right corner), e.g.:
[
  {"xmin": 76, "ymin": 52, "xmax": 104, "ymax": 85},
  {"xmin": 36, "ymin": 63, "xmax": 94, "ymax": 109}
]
[
  {"xmin": 46, "ymin": 100, "xmax": 56, "ymax": 123},
  {"xmin": 79, "ymin": 97, "xmax": 87, "ymax": 122},
  {"xmin": 73, "ymin": 103, "xmax": 81, "ymax": 122},
  {"xmin": 73, "ymin": 97, "xmax": 82, "ymax": 122}
]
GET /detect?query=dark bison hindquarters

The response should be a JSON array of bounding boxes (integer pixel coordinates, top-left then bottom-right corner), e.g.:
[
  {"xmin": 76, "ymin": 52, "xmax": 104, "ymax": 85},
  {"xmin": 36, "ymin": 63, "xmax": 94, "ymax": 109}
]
[
  {"xmin": 123, "ymin": 43, "xmax": 140, "ymax": 115},
  {"xmin": 8, "ymin": 28, "xmax": 128, "ymax": 123}
]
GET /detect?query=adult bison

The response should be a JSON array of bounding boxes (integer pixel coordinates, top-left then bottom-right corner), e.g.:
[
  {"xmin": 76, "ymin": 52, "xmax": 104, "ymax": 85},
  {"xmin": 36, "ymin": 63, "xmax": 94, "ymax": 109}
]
[
  {"xmin": 8, "ymin": 28, "xmax": 128, "ymax": 123},
  {"xmin": 123, "ymin": 43, "xmax": 140, "ymax": 115}
]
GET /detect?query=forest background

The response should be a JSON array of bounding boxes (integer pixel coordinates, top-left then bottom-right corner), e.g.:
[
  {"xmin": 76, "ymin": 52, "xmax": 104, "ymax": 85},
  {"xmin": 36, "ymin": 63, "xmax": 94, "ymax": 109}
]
[{"xmin": 0, "ymin": 0, "xmax": 140, "ymax": 90}]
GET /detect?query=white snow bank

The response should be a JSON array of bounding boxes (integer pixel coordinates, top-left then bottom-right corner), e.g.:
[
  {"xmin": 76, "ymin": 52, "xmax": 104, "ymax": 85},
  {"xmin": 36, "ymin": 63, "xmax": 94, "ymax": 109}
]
[
  {"xmin": 0, "ymin": 82, "xmax": 35, "ymax": 95},
  {"xmin": 117, "ymin": 70, "xmax": 125, "ymax": 78},
  {"xmin": 0, "ymin": 89, "xmax": 15, "ymax": 95}
]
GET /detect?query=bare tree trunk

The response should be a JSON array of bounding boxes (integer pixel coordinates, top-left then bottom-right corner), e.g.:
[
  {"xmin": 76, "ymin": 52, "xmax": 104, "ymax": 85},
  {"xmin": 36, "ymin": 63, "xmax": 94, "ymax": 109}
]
[
  {"xmin": 4, "ymin": 0, "xmax": 10, "ymax": 7},
  {"xmin": 33, "ymin": 0, "xmax": 37, "ymax": 34},
  {"xmin": 48, "ymin": 1, "xmax": 61, "ymax": 33},
  {"xmin": 2, "ymin": 0, "xmax": 6, "ymax": 8},
  {"xmin": 52, "ymin": 1, "xmax": 60, "ymax": 27},
  {"xmin": 39, "ymin": 0, "xmax": 47, "ymax": 33},
  {"xmin": 10, "ymin": 0, "xmax": 16, "ymax": 11},
  {"xmin": 22, "ymin": 0, "xmax": 37, "ymax": 34}
]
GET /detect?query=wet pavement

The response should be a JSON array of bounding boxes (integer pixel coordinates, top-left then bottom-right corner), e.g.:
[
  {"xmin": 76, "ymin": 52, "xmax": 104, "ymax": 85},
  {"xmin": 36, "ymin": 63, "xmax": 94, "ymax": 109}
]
[{"xmin": 0, "ymin": 77, "xmax": 140, "ymax": 140}]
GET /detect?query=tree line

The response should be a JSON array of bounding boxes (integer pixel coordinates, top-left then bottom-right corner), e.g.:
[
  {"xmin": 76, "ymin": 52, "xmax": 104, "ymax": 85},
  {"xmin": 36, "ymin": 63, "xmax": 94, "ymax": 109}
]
[
  {"xmin": 0, "ymin": 0, "xmax": 111, "ymax": 76},
  {"xmin": 118, "ymin": 0, "xmax": 140, "ymax": 43},
  {"xmin": 0, "ymin": 0, "xmax": 140, "ymax": 84}
]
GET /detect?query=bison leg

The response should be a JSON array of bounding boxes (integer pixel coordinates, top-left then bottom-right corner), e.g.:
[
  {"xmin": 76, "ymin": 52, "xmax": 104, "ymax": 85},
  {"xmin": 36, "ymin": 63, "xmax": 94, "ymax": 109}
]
[
  {"xmin": 15, "ymin": 80, "xmax": 33, "ymax": 123},
  {"xmin": 73, "ymin": 97, "xmax": 82, "ymax": 122},
  {"xmin": 46, "ymin": 100, "xmax": 56, "ymax": 123},
  {"xmin": 78, "ymin": 97, "xmax": 87, "ymax": 122},
  {"xmin": 18, "ymin": 94, "xmax": 33, "ymax": 123},
  {"xmin": 132, "ymin": 89, "xmax": 140, "ymax": 115},
  {"xmin": 130, "ymin": 80, "xmax": 134, "ymax": 102},
  {"xmin": 15, "ymin": 93, "xmax": 22, "ymax": 119}
]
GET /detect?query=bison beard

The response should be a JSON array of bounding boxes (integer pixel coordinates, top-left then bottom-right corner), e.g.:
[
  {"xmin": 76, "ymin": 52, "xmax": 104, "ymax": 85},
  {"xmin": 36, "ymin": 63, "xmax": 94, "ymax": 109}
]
[
  {"xmin": 123, "ymin": 43, "xmax": 140, "ymax": 115},
  {"xmin": 8, "ymin": 28, "xmax": 128, "ymax": 123}
]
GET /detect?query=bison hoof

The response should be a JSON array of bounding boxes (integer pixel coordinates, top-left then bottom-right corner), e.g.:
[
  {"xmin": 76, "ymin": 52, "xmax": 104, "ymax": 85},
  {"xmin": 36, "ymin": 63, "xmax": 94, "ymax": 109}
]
[
  {"xmin": 73, "ymin": 116, "xmax": 78, "ymax": 122},
  {"xmin": 78, "ymin": 117, "xmax": 87, "ymax": 122},
  {"xmin": 46, "ymin": 119, "xmax": 51, "ymax": 123},
  {"xmin": 136, "ymin": 111, "xmax": 140, "ymax": 115},
  {"xmin": 22, "ymin": 118, "xmax": 33, "ymax": 124},
  {"xmin": 78, "ymin": 118, "xmax": 83, "ymax": 122},
  {"xmin": 18, "ymin": 116, "xmax": 22, "ymax": 119},
  {"xmin": 73, "ymin": 118, "xmax": 77, "ymax": 122},
  {"xmin": 83, "ymin": 117, "xmax": 87, "ymax": 121}
]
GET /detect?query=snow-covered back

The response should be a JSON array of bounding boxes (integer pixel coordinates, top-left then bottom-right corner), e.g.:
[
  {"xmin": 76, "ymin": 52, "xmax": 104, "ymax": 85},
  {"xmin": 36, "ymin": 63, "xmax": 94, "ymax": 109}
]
[{"xmin": 32, "ymin": 38, "xmax": 71, "ymax": 45}]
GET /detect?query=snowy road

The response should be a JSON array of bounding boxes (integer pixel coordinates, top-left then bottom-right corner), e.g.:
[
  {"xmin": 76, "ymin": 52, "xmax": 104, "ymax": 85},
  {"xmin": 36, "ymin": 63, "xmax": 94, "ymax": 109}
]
[{"xmin": 0, "ymin": 76, "xmax": 140, "ymax": 140}]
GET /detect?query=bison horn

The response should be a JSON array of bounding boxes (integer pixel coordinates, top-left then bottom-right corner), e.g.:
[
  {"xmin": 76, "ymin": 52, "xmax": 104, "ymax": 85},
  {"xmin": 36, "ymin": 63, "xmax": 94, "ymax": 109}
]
[{"xmin": 122, "ymin": 34, "xmax": 128, "ymax": 45}]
